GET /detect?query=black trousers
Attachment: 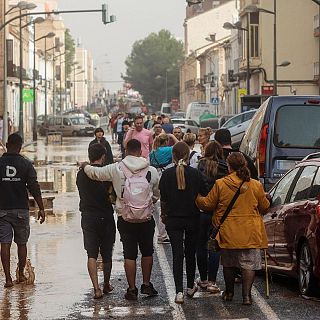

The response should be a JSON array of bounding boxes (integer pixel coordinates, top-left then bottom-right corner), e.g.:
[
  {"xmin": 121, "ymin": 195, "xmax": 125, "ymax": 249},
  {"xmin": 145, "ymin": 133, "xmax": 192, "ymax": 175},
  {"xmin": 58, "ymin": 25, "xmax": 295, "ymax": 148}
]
[{"xmin": 166, "ymin": 216, "xmax": 199, "ymax": 293}]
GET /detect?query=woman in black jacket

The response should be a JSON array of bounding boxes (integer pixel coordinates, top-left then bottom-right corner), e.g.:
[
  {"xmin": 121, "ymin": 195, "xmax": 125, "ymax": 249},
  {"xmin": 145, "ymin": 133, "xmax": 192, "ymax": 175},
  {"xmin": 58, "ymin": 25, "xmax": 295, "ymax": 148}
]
[
  {"xmin": 196, "ymin": 141, "xmax": 228, "ymax": 293},
  {"xmin": 89, "ymin": 128, "xmax": 113, "ymax": 165},
  {"xmin": 159, "ymin": 142, "xmax": 207, "ymax": 304}
]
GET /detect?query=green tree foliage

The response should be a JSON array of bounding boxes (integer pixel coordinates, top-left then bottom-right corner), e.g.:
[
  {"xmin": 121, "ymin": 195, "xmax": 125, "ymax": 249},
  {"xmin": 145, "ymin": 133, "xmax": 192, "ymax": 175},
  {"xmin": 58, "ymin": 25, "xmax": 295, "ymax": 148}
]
[
  {"xmin": 65, "ymin": 29, "xmax": 75, "ymax": 77},
  {"xmin": 124, "ymin": 29, "xmax": 184, "ymax": 106}
]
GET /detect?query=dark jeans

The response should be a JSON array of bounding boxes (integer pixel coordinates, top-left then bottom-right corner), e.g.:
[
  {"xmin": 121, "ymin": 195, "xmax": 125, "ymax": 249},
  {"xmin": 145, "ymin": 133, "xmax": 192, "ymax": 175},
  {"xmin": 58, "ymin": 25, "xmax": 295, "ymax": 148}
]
[
  {"xmin": 196, "ymin": 212, "xmax": 220, "ymax": 282},
  {"xmin": 166, "ymin": 216, "xmax": 199, "ymax": 293}
]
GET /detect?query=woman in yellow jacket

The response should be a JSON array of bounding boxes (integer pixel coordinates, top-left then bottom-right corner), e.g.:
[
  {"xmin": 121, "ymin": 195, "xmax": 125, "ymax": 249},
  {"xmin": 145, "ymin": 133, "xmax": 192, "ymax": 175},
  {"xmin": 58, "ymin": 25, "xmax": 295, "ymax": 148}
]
[{"xmin": 196, "ymin": 152, "xmax": 270, "ymax": 305}]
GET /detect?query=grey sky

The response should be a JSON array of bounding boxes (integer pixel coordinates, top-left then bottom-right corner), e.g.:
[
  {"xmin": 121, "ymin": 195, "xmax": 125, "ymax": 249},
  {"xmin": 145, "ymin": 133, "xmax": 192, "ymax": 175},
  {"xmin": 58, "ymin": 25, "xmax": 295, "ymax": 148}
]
[{"xmin": 58, "ymin": 0, "xmax": 186, "ymax": 93}]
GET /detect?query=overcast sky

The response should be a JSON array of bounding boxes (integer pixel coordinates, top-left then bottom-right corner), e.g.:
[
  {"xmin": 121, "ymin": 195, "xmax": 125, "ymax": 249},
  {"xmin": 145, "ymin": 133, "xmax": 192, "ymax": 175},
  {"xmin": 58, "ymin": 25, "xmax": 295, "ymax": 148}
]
[{"xmin": 58, "ymin": 0, "xmax": 187, "ymax": 92}]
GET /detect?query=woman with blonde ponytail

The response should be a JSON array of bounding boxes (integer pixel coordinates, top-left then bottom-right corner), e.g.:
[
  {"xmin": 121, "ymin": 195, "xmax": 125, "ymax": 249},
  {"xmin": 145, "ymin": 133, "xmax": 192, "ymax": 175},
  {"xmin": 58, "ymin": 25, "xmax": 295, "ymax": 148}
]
[{"xmin": 159, "ymin": 142, "xmax": 207, "ymax": 304}]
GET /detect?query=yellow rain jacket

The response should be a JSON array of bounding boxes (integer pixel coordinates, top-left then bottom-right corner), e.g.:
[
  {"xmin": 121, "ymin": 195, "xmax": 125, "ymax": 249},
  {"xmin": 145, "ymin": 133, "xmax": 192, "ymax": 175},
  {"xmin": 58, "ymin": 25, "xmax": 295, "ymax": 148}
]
[{"xmin": 196, "ymin": 172, "xmax": 270, "ymax": 249}]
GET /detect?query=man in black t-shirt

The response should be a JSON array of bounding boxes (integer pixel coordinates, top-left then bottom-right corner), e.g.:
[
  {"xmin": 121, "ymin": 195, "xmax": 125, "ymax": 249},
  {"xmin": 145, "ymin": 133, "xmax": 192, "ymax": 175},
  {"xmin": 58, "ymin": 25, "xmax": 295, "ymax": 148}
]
[
  {"xmin": 0, "ymin": 133, "xmax": 45, "ymax": 288},
  {"xmin": 76, "ymin": 143, "xmax": 115, "ymax": 299}
]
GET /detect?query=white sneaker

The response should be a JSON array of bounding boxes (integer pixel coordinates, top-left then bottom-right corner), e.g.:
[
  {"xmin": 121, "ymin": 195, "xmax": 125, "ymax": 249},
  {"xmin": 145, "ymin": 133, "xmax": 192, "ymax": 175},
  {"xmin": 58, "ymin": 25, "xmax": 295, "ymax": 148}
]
[
  {"xmin": 196, "ymin": 278, "xmax": 208, "ymax": 290},
  {"xmin": 207, "ymin": 281, "xmax": 221, "ymax": 293},
  {"xmin": 175, "ymin": 292, "xmax": 184, "ymax": 304},
  {"xmin": 186, "ymin": 283, "xmax": 198, "ymax": 298}
]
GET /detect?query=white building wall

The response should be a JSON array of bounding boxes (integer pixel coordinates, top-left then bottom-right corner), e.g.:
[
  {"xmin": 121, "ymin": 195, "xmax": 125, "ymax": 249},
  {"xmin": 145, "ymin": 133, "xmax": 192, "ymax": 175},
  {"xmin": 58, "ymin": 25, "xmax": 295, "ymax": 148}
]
[{"xmin": 186, "ymin": 0, "xmax": 238, "ymax": 54}]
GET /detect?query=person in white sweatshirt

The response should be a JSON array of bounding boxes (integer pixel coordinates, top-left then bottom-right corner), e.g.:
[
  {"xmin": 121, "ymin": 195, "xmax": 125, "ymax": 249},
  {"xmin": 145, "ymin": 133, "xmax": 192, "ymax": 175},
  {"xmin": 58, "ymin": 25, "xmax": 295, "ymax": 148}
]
[{"xmin": 81, "ymin": 139, "xmax": 160, "ymax": 301}]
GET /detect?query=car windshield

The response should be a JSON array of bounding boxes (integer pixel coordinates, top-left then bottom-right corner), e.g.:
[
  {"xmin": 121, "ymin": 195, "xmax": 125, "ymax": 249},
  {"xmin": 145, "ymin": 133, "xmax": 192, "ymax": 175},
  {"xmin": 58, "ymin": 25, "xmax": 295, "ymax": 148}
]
[
  {"xmin": 70, "ymin": 117, "xmax": 86, "ymax": 125},
  {"xmin": 172, "ymin": 119, "xmax": 185, "ymax": 124},
  {"xmin": 274, "ymin": 105, "xmax": 320, "ymax": 148}
]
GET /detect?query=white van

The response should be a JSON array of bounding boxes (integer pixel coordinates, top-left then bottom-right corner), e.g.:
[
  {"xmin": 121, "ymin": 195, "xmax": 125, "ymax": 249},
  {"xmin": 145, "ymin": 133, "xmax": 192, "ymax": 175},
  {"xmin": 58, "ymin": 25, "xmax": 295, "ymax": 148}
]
[
  {"xmin": 185, "ymin": 102, "xmax": 217, "ymax": 123},
  {"xmin": 160, "ymin": 103, "xmax": 172, "ymax": 116}
]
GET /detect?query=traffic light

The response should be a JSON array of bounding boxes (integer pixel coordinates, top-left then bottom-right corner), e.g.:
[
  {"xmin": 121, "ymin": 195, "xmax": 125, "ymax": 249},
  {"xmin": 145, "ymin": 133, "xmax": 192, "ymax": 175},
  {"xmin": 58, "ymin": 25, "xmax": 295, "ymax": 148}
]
[{"xmin": 102, "ymin": 4, "xmax": 109, "ymax": 24}]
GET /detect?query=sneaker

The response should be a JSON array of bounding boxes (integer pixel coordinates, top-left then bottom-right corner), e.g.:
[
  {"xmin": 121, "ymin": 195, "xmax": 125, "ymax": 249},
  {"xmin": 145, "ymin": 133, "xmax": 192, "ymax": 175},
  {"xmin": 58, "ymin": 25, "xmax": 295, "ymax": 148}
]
[
  {"xmin": 157, "ymin": 238, "xmax": 170, "ymax": 244},
  {"xmin": 125, "ymin": 287, "xmax": 138, "ymax": 300},
  {"xmin": 186, "ymin": 283, "xmax": 198, "ymax": 298},
  {"xmin": 175, "ymin": 292, "xmax": 184, "ymax": 304},
  {"xmin": 140, "ymin": 282, "xmax": 158, "ymax": 296},
  {"xmin": 207, "ymin": 281, "xmax": 221, "ymax": 293},
  {"xmin": 196, "ymin": 278, "xmax": 208, "ymax": 290}
]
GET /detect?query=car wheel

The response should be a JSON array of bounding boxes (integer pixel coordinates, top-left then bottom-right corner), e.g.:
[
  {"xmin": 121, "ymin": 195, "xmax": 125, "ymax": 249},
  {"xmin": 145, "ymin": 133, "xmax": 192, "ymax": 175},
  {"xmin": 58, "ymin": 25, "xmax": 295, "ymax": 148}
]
[
  {"xmin": 298, "ymin": 241, "xmax": 315, "ymax": 296},
  {"xmin": 72, "ymin": 131, "xmax": 78, "ymax": 137}
]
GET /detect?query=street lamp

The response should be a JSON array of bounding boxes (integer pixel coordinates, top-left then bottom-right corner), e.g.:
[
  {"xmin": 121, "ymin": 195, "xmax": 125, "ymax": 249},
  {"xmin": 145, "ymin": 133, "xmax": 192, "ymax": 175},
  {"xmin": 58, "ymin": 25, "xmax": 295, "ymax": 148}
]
[
  {"xmin": 32, "ymin": 28, "xmax": 53, "ymax": 141},
  {"xmin": 223, "ymin": 21, "xmax": 250, "ymax": 95},
  {"xmin": 54, "ymin": 51, "xmax": 68, "ymax": 115},
  {"xmin": 17, "ymin": 2, "xmax": 37, "ymax": 139},
  {"xmin": 44, "ymin": 38, "xmax": 62, "ymax": 122},
  {"xmin": 26, "ymin": 17, "xmax": 46, "ymax": 142}
]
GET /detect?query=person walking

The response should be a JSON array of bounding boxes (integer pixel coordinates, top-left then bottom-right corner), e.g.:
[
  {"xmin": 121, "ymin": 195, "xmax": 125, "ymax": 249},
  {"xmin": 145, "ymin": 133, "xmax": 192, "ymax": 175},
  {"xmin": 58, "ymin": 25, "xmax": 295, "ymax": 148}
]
[
  {"xmin": 124, "ymin": 115, "xmax": 153, "ymax": 159},
  {"xmin": 115, "ymin": 113, "xmax": 124, "ymax": 146},
  {"xmin": 82, "ymin": 139, "xmax": 160, "ymax": 301},
  {"xmin": 159, "ymin": 142, "xmax": 207, "ymax": 304},
  {"xmin": 183, "ymin": 133, "xmax": 201, "ymax": 168},
  {"xmin": 149, "ymin": 133, "xmax": 178, "ymax": 244},
  {"xmin": 76, "ymin": 143, "xmax": 116, "ymax": 299},
  {"xmin": 89, "ymin": 127, "xmax": 113, "ymax": 165},
  {"xmin": 196, "ymin": 141, "xmax": 228, "ymax": 293},
  {"xmin": 198, "ymin": 128, "xmax": 212, "ymax": 155},
  {"xmin": 196, "ymin": 152, "xmax": 270, "ymax": 305},
  {"xmin": 0, "ymin": 133, "xmax": 45, "ymax": 288}
]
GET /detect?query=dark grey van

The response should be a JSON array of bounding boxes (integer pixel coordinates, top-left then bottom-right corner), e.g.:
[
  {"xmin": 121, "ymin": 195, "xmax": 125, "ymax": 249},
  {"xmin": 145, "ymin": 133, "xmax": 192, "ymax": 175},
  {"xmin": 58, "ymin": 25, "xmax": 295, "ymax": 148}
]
[{"xmin": 240, "ymin": 96, "xmax": 320, "ymax": 190}]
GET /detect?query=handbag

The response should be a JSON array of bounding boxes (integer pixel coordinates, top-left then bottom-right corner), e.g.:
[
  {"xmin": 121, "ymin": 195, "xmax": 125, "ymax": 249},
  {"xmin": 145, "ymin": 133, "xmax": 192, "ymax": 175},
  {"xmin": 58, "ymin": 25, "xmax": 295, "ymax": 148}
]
[{"xmin": 207, "ymin": 181, "xmax": 244, "ymax": 252}]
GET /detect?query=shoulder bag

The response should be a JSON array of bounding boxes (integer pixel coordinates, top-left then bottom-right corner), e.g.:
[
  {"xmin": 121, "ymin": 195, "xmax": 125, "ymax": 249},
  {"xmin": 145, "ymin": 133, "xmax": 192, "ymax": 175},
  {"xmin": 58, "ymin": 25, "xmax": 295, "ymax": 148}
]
[{"xmin": 207, "ymin": 180, "xmax": 245, "ymax": 252}]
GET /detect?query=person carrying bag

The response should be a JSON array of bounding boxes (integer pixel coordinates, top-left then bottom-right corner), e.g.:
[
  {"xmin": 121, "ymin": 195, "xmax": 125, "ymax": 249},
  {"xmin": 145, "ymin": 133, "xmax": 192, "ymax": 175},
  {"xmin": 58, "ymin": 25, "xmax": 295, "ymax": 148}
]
[{"xmin": 196, "ymin": 152, "xmax": 270, "ymax": 306}]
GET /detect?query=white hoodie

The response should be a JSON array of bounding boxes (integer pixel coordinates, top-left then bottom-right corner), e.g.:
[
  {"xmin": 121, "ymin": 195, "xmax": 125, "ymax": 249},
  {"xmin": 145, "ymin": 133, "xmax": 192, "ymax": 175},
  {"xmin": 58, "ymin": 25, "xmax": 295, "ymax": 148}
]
[{"xmin": 84, "ymin": 155, "xmax": 160, "ymax": 216}]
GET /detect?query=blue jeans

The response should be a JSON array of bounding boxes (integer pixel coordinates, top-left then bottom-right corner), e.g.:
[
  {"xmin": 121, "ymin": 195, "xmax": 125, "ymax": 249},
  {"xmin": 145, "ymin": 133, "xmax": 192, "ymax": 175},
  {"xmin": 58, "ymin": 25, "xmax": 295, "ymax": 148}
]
[{"xmin": 196, "ymin": 212, "xmax": 220, "ymax": 282}]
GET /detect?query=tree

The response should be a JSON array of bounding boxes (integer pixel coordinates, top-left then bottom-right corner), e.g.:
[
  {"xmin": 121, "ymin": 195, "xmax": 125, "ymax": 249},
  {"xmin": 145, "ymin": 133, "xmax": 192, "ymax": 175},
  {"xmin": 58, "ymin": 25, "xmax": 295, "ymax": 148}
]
[
  {"xmin": 124, "ymin": 29, "xmax": 184, "ymax": 107},
  {"xmin": 65, "ymin": 29, "xmax": 75, "ymax": 77}
]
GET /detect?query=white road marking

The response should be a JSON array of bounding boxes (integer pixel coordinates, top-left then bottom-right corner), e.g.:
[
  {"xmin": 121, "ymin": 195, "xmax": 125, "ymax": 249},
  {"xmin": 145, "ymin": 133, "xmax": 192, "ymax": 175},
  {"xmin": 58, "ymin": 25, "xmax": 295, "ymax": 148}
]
[
  {"xmin": 252, "ymin": 286, "xmax": 280, "ymax": 320},
  {"xmin": 155, "ymin": 240, "xmax": 187, "ymax": 320}
]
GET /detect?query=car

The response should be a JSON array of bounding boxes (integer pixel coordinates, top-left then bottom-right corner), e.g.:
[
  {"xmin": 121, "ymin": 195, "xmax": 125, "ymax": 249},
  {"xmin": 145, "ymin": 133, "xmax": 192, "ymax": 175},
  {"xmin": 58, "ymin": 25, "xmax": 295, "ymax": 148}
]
[
  {"xmin": 220, "ymin": 110, "xmax": 256, "ymax": 148},
  {"xmin": 171, "ymin": 118, "xmax": 199, "ymax": 134},
  {"xmin": 240, "ymin": 96, "xmax": 320, "ymax": 191},
  {"xmin": 264, "ymin": 155, "xmax": 320, "ymax": 295},
  {"xmin": 44, "ymin": 115, "xmax": 95, "ymax": 137}
]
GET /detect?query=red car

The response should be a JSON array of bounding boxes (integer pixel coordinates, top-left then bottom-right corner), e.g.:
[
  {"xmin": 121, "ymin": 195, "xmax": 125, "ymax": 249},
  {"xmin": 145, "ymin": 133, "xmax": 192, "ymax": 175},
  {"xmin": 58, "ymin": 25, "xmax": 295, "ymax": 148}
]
[{"xmin": 265, "ymin": 154, "xmax": 320, "ymax": 295}]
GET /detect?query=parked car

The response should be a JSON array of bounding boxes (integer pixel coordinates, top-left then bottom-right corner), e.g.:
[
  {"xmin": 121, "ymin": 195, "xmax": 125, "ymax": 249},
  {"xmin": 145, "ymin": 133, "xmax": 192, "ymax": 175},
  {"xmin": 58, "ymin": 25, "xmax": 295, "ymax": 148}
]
[
  {"xmin": 42, "ymin": 115, "xmax": 95, "ymax": 137},
  {"xmin": 240, "ymin": 96, "xmax": 320, "ymax": 191},
  {"xmin": 220, "ymin": 110, "xmax": 256, "ymax": 148},
  {"xmin": 171, "ymin": 118, "xmax": 199, "ymax": 134},
  {"xmin": 264, "ymin": 155, "xmax": 320, "ymax": 295}
]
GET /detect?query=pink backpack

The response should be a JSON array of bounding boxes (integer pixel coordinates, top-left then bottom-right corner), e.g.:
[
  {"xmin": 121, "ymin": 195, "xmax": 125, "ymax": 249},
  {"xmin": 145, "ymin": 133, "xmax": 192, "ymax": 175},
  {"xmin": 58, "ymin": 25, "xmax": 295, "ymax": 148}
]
[{"xmin": 119, "ymin": 162, "xmax": 153, "ymax": 223}]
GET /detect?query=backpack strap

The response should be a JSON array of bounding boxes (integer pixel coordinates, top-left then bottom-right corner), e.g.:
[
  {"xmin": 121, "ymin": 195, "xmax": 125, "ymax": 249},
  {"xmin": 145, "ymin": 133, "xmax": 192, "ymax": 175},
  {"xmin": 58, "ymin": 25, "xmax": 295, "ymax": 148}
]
[
  {"xmin": 119, "ymin": 162, "xmax": 133, "ymax": 178},
  {"xmin": 189, "ymin": 150, "xmax": 197, "ymax": 160}
]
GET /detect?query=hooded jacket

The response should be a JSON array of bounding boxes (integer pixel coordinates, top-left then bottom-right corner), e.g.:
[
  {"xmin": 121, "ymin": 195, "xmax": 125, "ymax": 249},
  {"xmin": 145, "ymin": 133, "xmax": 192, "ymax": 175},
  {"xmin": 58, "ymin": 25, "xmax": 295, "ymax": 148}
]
[
  {"xmin": 84, "ymin": 155, "xmax": 160, "ymax": 216},
  {"xmin": 196, "ymin": 172, "xmax": 269, "ymax": 249}
]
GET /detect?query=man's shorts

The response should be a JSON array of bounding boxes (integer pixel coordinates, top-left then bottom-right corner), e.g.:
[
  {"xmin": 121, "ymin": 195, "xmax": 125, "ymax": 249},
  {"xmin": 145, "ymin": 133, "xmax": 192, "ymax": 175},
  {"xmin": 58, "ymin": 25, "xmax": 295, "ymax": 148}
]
[
  {"xmin": 117, "ymin": 216, "xmax": 155, "ymax": 260},
  {"xmin": 81, "ymin": 215, "xmax": 116, "ymax": 262},
  {"xmin": 0, "ymin": 210, "xmax": 30, "ymax": 244}
]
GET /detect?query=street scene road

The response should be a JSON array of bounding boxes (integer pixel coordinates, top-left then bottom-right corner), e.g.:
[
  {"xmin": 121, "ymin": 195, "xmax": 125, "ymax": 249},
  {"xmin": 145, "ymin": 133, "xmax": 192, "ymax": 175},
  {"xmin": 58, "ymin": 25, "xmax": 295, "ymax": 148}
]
[
  {"xmin": 1, "ymin": 0, "xmax": 320, "ymax": 319},
  {"xmin": 0, "ymin": 136, "xmax": 319, "ymax": 320}
]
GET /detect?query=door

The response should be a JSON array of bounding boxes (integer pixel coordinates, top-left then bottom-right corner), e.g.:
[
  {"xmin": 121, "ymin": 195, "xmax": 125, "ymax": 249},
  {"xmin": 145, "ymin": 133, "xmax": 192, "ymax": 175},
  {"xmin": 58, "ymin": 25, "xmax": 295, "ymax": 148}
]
[
  {"xmin": 62, "ymin": 117, "xmax": 73, "ymax": 136},
  {"xmin": 265, "ymin": 167, "xmax": 300, "ymax": 267},
  {"xmin": 274, "ymin": 166, "xmax": 318, "ymax": 269}
]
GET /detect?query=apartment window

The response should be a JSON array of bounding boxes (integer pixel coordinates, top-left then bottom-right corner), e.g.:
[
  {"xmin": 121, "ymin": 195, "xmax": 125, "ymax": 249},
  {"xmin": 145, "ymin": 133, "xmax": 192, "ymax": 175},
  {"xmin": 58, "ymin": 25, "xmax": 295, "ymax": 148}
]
[{"xmin": 250, "ymin": 12, "xmax": 259, "ymax": 58}]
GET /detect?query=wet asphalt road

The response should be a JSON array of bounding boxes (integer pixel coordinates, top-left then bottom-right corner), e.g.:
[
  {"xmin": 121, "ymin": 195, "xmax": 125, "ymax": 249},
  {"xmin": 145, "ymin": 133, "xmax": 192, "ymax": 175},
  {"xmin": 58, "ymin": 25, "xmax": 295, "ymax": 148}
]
[{"xmin": 0, "ymin": 136, "xmax": 320, "ymax": 320}]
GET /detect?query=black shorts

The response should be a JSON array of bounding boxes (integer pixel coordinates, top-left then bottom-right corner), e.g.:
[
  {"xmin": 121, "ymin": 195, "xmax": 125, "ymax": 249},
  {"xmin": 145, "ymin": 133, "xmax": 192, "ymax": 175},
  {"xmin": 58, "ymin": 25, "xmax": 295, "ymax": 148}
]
[
  {"xmin": 81, "ymin": 215, "xmax": 116, "ymax": 262},
  {"xmin": 117, "ymin": 216, "xmax": 155, "ymax": 260},
  {"xmin": 0, "ymin": 210, "xmax": 30, "ymax": 245}
]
